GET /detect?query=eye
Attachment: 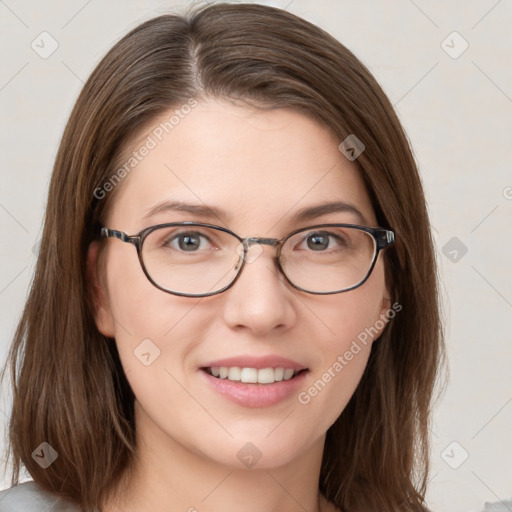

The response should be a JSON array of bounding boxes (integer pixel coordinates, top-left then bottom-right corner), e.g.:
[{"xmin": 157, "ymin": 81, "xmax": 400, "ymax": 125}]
[
  {"xmin": 299, "ymin": 231, "xmax": 350, "ymax": 252},
  {"xmin": 164, "ymin": 230, "xmax": 215, "ymax": 252}
]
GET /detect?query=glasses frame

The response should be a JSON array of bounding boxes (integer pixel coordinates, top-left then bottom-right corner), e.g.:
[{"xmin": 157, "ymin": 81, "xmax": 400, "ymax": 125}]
[{"xmin": 100, "ymin": 221, "xmax": 395, "ymax": 297}]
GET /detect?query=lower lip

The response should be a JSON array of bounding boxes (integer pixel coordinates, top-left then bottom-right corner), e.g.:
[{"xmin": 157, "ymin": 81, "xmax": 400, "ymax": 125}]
[{"xmin": 200, "ymin": 369, "xmax": 308, "ymax": 408}]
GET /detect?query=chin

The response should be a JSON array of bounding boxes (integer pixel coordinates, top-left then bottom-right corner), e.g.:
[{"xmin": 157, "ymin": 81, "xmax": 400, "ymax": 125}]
[{"xmin": 197, "ymin": 432, "xmax": 317, "ymax": 471}]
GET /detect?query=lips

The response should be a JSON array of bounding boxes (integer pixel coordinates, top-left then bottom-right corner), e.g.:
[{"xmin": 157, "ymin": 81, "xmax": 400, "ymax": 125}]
[{"xmin": 199, "ymin": 355, "xmax": 309, "ymax": 406}]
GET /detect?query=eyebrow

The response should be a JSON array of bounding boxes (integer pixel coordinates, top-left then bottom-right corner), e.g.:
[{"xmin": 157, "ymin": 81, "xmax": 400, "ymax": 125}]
[{"xmin": 142, "ymin": 200, "xmax": 368, "ymax": 225}]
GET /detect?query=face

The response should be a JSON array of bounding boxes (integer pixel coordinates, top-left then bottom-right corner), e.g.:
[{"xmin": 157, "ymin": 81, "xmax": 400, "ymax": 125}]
[{"xmin": 88, "ymin": 97, "xmax": 391, "ymax": 470}]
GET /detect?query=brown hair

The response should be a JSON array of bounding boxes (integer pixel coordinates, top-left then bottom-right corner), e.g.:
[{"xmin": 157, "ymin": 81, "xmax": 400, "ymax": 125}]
[{"xmin": 1, "ymin": 3, "xmax": 444, "ymax": 511}]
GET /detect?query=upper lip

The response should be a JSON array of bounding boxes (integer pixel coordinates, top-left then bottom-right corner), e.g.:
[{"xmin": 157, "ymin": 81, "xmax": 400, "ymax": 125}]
[{"xmin": 201, "ymin": 355, "xmax": 308, "ymax": 371}]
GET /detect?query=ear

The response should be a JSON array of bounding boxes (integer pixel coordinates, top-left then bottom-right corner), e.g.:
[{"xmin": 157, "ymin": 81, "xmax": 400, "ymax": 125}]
[
  {"xmin": 379, "ymin": 294, "xmax": 392, "ymax": 318},
  {"xmin": 86, "ymin": 240, "xmax": 116, "ymax": 338},
  {"xmin": 371, "ymin": 282, "xmax": 394, "ymax": 343}
]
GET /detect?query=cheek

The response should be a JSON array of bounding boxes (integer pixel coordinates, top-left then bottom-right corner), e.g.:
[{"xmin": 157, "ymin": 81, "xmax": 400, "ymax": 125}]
[
  {"xmin": 296, "ymin": 263, "xmax": 387, "ymax": 430},
  {"xmin": 298, "ymin": 343, "xmax": 371, "ymax": 436},
  {"xmin": 295, "ymin": 312, "xmax": 374, "ymax": 438},
  {"xmin": 103, "ymin": 248, "xmax": 200, "ymax": 377},
  {"xmin": 310, "ymin": 259, "xmax": 388, "ymax": 351}
]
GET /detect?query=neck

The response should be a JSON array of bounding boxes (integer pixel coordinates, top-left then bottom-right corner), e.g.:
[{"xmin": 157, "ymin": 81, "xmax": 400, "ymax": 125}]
[{"xmin": 101, "ymin": 400, "xmax": 332, "ymax": 512}]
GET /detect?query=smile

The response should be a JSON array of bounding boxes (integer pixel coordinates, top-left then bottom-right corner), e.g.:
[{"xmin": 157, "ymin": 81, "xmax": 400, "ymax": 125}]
[
  {"xmin": 200, "ymin": 367, "xmax": 309, "ymax": 408},
  {"xmin": 204, "ymin": 366, "xmax": 304, "ymax": 384}
]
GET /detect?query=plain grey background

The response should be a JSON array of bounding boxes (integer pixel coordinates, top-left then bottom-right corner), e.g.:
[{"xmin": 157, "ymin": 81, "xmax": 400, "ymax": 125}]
[{"xmin": 0, "ymin": 1, "xmax": 511, "ymax": 511}]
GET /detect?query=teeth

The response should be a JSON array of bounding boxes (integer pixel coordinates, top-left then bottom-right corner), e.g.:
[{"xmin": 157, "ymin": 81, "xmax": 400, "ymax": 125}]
[
  {"xmin": 207, "ymin": 366, "xmax": 300, "ymax": 384},
  {"xmin": 228, "ymin": 367, "xmax": 241, "ymax": 381},
  {"xmin": 283, "ymin": 369, "xmax": 294, "ymax": 380},
  {"xmin": 256, "ymin": 368, "xmax": 275, "ymax": 384},
  {"xmin": 240, "ymin": 367, "xmax": 258, "ymax": 383}
]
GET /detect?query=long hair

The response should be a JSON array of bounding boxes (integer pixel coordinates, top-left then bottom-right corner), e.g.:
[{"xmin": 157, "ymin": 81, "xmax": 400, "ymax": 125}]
[{"xmin": 1, "ymin": 4, "xmax": 445, "ymax": 511}]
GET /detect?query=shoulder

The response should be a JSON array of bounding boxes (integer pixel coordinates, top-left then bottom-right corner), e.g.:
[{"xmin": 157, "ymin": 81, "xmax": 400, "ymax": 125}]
[
  {"xmin": 0, "ymin": 480, "xmax": 80, "ymax": 511},
  {"xmin": 483, "ymin": 500, "xmax": 512, "ymax": 511}
]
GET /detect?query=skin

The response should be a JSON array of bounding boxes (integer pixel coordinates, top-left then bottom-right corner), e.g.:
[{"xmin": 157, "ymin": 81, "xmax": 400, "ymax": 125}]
[{"xmin": 87, "ymin": 97, "xmax": 391, "ymax": 512}]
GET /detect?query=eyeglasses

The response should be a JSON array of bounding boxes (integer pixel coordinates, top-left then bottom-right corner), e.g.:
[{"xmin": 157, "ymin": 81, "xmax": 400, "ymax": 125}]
[{"xmin": 100, "ymin": 222, "xmax": 395, "ymax": 297}]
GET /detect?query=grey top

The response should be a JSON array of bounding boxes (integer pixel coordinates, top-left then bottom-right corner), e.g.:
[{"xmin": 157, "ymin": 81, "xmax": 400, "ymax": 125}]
[
  {"xmin": 482, "ymin": 502, "xmax": 512, "ymax": 512},
  {"xmin": 0, "ymin": 481, "xmax": 81, "ymax": 511},
  {"xmin": 1, "ymin": 480, "xmax": 512, "ymax": 512}
]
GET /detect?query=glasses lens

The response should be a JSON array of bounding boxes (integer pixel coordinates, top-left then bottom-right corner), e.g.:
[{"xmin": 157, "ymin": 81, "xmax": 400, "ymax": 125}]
[
  {"xmin": 280, "ymin": 226, "xmax": 377, "ymax": 293},
  {"xmin": 140, "ymin": 224, "xmax": 377, "ymax": 296},
  {"xmin": 141, "ymin": 225, "xmax": 241, "ymax": 295}
]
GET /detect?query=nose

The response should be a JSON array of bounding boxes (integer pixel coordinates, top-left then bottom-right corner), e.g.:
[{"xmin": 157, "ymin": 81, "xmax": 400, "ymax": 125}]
[{"xmin": 221, "ymin": 241, "xmax": 297, "ymax": 335}]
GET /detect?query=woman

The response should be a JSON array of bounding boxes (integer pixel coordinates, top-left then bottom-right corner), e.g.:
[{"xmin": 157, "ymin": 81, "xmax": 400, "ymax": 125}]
[{"xmin": 0, "ymin": 3, "xmax": 444, "ymax": 511}]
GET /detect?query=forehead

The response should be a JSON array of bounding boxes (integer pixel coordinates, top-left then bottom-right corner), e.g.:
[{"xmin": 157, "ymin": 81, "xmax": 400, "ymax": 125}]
[{"xmin": 105, "ymin": 98, "xmax": 377, "ymax": 233}]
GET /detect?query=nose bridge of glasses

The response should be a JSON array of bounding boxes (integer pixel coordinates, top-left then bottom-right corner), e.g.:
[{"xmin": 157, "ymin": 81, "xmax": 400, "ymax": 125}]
[
  {"xmin": 236, "ymin": 237, "xmax": 281, "ymax": 269},
  {"xmin": 242, "ymin": 236, "xmax": 281, "ymax": 256},
  {"xmin": 244, "ymin": 237, "xmax": 279, "ymax": 247}
]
